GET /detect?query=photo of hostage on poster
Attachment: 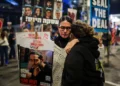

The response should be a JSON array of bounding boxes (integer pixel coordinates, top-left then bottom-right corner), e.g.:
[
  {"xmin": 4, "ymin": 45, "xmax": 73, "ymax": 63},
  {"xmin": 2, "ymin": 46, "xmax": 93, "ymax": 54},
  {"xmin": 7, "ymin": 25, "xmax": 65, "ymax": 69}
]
[
  {"xmin": 16, "ymin": 32, "xmax": 54, "ymax": 86},
  {"xmin": 24, "ymin": 0, "xmax": 32, "ymax": 6},
  {"xmin": 33, "ymin": 7, "xmax": 43, "ymax": 18},
  {"xmin": 55, "ymin": 1, "xmax": 62, "ymax": 10},
  {"xmin": 44, "ymin": 8, "xmax": 53, "ymax": 19},
  {"xmin": 34, "ymin": 0, "xmax": 44, "ymax": 7},
  {"xmin": 45, "ymin": 0, "xmax": 53, "ymax": 8},
  {"xmin": 53, "ymin": 9, "xmax": 62, "ymax": 20},
  {"xmin": 68, "ymin": 8, "xmax": 77, "ymax": 21},
  {"xmin": 22, "ymin": 6, "xmax": 33, "ymax": 17},
  {"xmin": 53, "ymin": 1, "xmax": 62, "ymax": 19}
]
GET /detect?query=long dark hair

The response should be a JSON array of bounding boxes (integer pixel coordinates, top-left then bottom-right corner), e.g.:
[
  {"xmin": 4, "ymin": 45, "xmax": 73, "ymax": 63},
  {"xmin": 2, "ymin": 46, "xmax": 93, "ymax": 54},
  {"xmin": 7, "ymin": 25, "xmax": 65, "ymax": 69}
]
[
  {"xmin": 59, "ymin": 16, "xmax": 73, "ymax": 26},
  {"xmin": 1, "ymin": 31, "xmax": 6, "ymax": 40}
]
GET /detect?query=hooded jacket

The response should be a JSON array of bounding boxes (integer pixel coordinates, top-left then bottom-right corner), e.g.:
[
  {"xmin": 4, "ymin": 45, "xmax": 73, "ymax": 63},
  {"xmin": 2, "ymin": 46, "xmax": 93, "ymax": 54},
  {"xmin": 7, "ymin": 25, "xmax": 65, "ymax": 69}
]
[{"xmin": 62, "ymin": 36, "xmax": 105, "ymax": 86}]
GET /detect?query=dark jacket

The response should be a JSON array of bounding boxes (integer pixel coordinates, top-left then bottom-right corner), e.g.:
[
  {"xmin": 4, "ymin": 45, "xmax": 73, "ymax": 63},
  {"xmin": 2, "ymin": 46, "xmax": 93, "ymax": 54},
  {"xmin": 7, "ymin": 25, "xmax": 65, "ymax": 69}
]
[
  {"xmin": 62, "ymin": 36, "xmax": 105, "ymax": 86},
  {"xmin": 54, "ymin": 36, "xmax": 70, "ymax": 48},
  {"xmin": 8, "ymin": 33, "xmax": 16, "ymax": 45},
  {"xmin": 102, "ymin": 33, "xmax": 111, "ymax": 46},
  {"xmin": 30, "ymin": 64, "xmax": 52, "ymax": 85}
]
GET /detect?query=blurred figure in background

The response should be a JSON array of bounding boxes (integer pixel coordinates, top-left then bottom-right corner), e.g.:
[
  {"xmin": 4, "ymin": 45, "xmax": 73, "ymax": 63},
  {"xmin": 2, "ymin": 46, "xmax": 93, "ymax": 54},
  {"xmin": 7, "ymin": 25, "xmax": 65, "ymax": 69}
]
[
  {"xmin": 102, "ymin": 32, "xmax": 111, "ymax": 65},
  {"xmin": 8, "ymin": 29, "xmax": 16, "ymax": 59},
  {"xmin": 0, "ymin": 31, "xmax": 9, "ymax": 66}
]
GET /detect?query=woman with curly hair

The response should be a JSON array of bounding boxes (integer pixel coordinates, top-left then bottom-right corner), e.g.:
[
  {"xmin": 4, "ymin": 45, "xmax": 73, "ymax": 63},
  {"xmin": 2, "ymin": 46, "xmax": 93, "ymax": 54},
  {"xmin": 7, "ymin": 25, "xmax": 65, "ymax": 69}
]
[{"xmin": 62, "ymin": 20, "xmax": 105, "ymax": 86}]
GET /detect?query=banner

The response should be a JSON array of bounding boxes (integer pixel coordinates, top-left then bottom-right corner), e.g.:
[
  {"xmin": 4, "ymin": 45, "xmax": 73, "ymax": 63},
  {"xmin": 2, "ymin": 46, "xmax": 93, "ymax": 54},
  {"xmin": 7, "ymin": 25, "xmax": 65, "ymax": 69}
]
[
  {"xmin": 17, "ymin": 32, "xmax": 54, "ymax": 86},
  {"xmin": 0, "ymin": 18, "xmax": 4, "ymax": 30},
  {"xmin": 90, "ymin": 0, "xmax": 110, "ymax": 32}
]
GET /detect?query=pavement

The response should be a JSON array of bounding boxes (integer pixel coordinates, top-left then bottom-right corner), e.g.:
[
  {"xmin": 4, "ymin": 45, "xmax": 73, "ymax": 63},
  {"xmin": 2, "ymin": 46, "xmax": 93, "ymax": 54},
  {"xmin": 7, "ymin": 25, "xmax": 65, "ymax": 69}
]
[
  {"xmin": 104, "ymin": 44, "xmax": 120, "ymax": 86},
  {"xmin": 0, "ymin": 44, "xmax": 120, "ymax": 86}
]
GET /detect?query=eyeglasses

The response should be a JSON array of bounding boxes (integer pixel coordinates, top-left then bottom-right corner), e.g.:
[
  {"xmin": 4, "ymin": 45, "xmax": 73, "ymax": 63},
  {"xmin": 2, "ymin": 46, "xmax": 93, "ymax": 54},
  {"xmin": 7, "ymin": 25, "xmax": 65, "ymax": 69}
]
[{"xmin": 59, "ymin": 26, "xmax": 71, "ymax": 30}]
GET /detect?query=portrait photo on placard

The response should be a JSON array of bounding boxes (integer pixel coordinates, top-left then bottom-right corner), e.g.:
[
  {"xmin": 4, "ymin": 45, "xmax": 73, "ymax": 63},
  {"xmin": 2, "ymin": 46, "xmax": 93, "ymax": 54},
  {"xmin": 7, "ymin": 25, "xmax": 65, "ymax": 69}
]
[
  {"xmin": 33, "ymin": 7, "xmax": 43, "ymax": 18},
  {"xmin": 68, "ymin": 8, "xmax": 77, "ymax": 21},
  {"xmin": 55, "ymin": 1, "xmax": 62, "ymax": 10},
  {"xmin": 24, "ymin": 0, "xmax": 31, "ymax": 5},
  {"xmin": 44, "ymin": 8, "xmax": 53, "ymax": 19},
  {"xmin": 45, "ymin": 0, "xmax": 53, "ymax": 8},
  {"xmin": 34, "ymin": 0, "xmax": 44, "ymax": 7},
  {"xmin": 53, "ymin": 9, "xmax": 62, "ymax": 19},
  {"xmin": 22, "ymin": 6, "xmax": 33, "ymax": 17}
]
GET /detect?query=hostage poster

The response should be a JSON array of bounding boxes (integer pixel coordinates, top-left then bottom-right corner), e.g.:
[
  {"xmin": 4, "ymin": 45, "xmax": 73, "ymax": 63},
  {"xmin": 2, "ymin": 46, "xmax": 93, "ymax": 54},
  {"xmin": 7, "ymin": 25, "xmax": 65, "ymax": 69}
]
[
  {"xmin": 16, "ymin": 32, "xmax": 54, "ymax": 86},
  {"xmin": 20, "ymin": 0, "xmax": 61, "ymax": 32}
]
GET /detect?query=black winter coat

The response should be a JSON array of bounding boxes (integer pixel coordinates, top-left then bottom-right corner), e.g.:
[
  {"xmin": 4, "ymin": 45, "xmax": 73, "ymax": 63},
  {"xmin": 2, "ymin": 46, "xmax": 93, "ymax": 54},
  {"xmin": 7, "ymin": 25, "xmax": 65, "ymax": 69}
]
[{"xmin": 62, "ymin": 36, "xmax": 105, "ymax": 86}]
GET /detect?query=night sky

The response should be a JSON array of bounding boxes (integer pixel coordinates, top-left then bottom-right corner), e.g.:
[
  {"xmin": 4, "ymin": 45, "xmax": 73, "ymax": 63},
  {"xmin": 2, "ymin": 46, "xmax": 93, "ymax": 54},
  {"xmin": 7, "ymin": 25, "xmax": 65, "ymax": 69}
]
[{"xmin": 110, "ymin": 0, "xmax": 120, "ymax": 14}]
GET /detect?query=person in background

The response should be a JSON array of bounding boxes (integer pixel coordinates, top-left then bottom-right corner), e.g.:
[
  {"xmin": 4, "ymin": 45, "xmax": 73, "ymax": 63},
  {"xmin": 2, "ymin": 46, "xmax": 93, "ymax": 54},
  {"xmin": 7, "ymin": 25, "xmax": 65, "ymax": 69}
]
[
  {"xmin": 0, "ymin": 31, "xmax": 9, "ymax": 66},
  {"xmin": 102, "ymin": 32, "xmax": 111, "ymax": 66},
  {"xmin": 98, "ymin": 38, "xmax": 105, "ymax": 63},
  {"xmin": 8, "ymin": 29, "xmax": 16, "ymax": 59},
  {"xmin": 3, "ymin": 22, "xmax": 14, "ymax": 34},
  {"xmin": 62, "ymin": 20, "xmax": 104, "ymax": 86}
]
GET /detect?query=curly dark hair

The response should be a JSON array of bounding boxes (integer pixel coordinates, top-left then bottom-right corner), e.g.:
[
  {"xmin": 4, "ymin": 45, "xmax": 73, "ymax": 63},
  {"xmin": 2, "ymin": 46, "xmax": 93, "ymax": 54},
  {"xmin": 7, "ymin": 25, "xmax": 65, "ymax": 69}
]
[{"xmin": 71, "ymin": 20, "xmax": 94, "ymax": 38}]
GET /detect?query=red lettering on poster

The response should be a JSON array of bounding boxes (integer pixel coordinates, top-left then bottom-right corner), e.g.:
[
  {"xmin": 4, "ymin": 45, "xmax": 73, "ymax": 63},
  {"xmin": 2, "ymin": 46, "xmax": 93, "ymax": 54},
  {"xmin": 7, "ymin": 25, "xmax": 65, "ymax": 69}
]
[
  {"xmin": 43, "ymin": 33, "xmax": 48, "ymax": 39},
  {"xmin": 20, "ymin": 78, "xmax": 29, "ymax": 84},
  {"xmin": 28, "ymin": 34, "xmax": 41, "ymax": 39},
  {"xmin": 29, "ymin": 79, "xmax": 37, "ymax": 85}
]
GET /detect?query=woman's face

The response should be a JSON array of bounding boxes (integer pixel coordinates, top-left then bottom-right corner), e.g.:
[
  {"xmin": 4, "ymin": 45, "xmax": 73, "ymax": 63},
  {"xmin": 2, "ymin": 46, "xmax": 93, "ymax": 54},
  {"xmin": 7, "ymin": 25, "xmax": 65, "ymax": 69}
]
[
  {"xmin": 35, "ymin": 8, "xmax": 40, "ymax": 15},
  {"xmin": 58, "ymin": 20, "xmax": 71, "ymax": 38}
]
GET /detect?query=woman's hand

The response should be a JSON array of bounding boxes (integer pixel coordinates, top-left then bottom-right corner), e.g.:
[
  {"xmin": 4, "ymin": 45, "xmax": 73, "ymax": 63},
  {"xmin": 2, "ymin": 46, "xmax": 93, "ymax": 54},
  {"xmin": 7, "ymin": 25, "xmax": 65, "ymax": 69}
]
[{"xmin": 65, "ymin": 39, "xmax": 79, "ymax": 54}]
